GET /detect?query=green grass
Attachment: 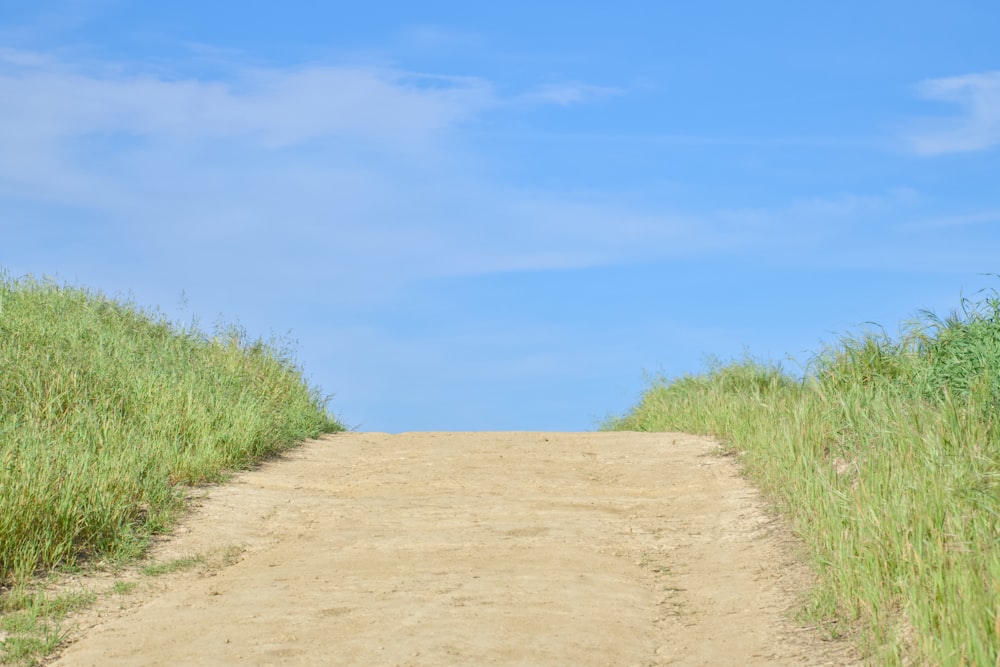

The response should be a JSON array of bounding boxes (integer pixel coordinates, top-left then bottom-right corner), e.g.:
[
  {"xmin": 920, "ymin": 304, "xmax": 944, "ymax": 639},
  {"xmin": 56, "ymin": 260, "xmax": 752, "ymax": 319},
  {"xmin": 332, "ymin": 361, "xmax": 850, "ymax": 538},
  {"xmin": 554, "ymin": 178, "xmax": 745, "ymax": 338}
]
[
  {"xmin": 111, "ymin": 581, "xmax": 137, "ymax": 595},
  {"xmin": 607, "ymin": 287, "xmax": 1000, "ymax": 666},
  {"xmin": 0, "ymin": 273, "xmax": 342, "ymax": 587},
  {"xmin": 0, "ymin": 589, "xmax": 95, "ymax": 666},
  {"xmin": 140, "ymin": 556, "xmax": 202, "ymax": 577}
]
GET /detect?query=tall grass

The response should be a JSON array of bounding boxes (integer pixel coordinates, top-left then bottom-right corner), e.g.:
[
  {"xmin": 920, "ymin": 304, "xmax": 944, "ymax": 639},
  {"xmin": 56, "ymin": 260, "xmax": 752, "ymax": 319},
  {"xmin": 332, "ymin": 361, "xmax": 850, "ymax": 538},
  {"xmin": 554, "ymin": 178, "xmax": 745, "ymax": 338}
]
[
  {"xmin": 0, "ymin": 274, "xmax": 342, "ymax": 585},
  {"xmin": 608, "ymin": 288, "xmax": 1000, "ymax": 666}
]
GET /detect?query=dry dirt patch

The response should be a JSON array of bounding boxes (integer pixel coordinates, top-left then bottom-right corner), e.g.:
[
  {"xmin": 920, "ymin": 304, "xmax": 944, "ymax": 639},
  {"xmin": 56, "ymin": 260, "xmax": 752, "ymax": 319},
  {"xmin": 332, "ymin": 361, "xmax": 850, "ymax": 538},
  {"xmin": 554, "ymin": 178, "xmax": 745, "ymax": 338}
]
[{"xmin": 48, "ymin": 432, "xmax": 859, "ymax": 666}]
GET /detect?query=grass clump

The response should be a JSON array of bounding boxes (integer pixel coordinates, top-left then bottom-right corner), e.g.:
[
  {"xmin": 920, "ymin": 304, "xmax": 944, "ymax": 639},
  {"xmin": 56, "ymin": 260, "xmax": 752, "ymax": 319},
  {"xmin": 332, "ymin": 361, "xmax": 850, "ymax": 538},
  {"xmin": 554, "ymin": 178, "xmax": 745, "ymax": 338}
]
[
  {"xmin": 111, "ymin": 581, "xmax": 137, "ymax": 595},
  {"xmin": 140, "ymin": 556, "xmax": 202, "ymax": 577},
  {"xmin": 0, "ymin": 589, "xmax": 94, "ymax": 665},
  {"xmin": 607, "ymin": 287, "xmax": 1000, "ymax": 666},
  {"xmin": 0, "ymin": 274, "xmax": 342, "ymax": 588}
]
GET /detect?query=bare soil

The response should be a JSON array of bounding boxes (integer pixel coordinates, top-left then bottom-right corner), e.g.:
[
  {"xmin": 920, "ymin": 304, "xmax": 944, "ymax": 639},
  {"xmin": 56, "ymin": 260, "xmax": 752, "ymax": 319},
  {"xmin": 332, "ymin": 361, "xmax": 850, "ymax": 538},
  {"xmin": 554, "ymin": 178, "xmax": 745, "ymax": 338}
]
[{"xmin": 47, "ymin": 432, "xmax": 859, "ymax": 666}]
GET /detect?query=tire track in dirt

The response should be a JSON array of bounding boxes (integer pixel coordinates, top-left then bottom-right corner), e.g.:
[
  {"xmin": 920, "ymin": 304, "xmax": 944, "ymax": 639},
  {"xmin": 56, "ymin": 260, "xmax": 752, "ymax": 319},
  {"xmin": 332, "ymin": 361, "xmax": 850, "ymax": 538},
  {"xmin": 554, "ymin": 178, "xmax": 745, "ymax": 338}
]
[{"xmin": 49, "ymin": 432, "xmax": 859, "ymax": 666}]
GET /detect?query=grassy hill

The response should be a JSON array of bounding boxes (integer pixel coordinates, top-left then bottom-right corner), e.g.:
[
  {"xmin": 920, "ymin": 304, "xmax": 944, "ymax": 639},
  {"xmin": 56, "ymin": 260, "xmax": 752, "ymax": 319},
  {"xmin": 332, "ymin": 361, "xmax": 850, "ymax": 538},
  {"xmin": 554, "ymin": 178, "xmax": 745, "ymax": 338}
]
[
  {"xmin": 0, "ymin": 274, "xmax": 342, "ymax": 586},
  {"xmin": 607, "ymin": 288, "xmax": 1000, "ymax": 666}
]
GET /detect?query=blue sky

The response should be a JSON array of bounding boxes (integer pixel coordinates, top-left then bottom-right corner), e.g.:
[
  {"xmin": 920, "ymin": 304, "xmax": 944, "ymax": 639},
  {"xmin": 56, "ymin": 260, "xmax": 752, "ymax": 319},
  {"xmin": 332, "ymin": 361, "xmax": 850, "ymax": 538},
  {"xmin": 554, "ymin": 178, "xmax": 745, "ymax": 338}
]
[{"xmin": 3, "ymin": 1, "xmax": 999, "ymax": 431}]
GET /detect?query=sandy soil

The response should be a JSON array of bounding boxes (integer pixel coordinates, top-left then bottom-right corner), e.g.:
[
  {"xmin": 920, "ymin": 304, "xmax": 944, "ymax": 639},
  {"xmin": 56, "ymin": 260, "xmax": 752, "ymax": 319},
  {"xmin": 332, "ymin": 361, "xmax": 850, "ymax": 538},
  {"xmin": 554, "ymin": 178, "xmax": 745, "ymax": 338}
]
[{"xmin": 47, "ymin": 432, "xmax": 859, "ymax": 666}]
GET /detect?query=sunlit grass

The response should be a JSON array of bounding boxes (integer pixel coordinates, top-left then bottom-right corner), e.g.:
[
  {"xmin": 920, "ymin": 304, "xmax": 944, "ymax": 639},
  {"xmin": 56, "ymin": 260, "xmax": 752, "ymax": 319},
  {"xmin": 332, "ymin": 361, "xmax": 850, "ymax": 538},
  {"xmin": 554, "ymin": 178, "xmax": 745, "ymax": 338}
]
[
  {"xmin": 607, "ymin": 287, "xmax": 1000, "ymax": 666},
  {"xmin": 0, "ymin": 273, "xmax": 342, "ymax": 587},
  {"xmin": 0, "ymin": 588, "xmax": 94, "ymax": 666},
  {"xmin": 140, "ymin": 556, "xmax": 202, "ymax": 577}
]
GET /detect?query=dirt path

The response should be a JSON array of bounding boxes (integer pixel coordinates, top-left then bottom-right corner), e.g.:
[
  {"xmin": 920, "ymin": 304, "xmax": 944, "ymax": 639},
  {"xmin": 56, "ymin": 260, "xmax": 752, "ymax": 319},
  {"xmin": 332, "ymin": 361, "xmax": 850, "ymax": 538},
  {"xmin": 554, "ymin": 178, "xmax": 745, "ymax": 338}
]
[{"xmin": 49, "ymin": 432, "xmax": 858, "ymax": 666}]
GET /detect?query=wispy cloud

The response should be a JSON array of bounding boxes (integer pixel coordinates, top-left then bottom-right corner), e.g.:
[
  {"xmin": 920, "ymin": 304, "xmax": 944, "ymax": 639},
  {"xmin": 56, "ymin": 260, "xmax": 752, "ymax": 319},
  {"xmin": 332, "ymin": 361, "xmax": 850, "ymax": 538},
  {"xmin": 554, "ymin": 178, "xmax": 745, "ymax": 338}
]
[
  {"xmin": 514, "ymin": 82, "xmax": 622, "ymax": 107},
  {"xmin": 902, "ymin": 209, "xmax": 1000, "ymax": 230},
  {"xmin": 397, "ymin": 25, "xmax": 484, "ymax": 52},
  {"xmin": 1, "ymin": 47, "xmax": 936, "ymax": 308},
  {"xmin": 0, "ymin": 48, "xmax": 639, "ymax": 302},
  {"xmin": 0, "ymin": 49, "xmax": 495, "ymax": 150},
  {"xmin": 908, "ymin": 71, "xmax": 1000, "ymax": 155}
]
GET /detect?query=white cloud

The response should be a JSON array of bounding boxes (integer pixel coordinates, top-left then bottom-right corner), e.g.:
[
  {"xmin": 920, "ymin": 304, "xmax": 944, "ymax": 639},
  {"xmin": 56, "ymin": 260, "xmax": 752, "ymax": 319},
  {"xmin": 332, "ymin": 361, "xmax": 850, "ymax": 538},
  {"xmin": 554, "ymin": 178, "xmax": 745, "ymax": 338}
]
[
  {"xmin": 0, "ymin": 50, "xmax": 495, "ymax": 150},
  {"xmin": 784, "ymin": 187, "xmax": 920, "ymax": 217},
  {"xmin": 909, "ymin": 71, "xmax": 1000, "ymax": 155},
  {"xmin": 903, "ymin": 209, "xmax": 1000, "ymax": 230},
  {"xmin": 397, "ymin": 25, "xmax": 484, "ymax": 52},
  {"xmin": 515, "ymin": 82, "xmax": 622, "ymax": 107},
  {"xmin": 0, "ymin": 50, "xmax": 652, "ymax": 280},
  {"xmin": 1, "ymin": 47, "xmax": 933, "ymax": 309}
]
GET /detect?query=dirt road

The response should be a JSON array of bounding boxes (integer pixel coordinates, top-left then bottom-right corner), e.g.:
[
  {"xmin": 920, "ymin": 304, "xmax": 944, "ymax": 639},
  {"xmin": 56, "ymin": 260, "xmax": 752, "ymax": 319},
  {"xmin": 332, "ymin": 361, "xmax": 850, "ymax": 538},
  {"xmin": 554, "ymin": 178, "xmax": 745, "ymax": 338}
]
[{"xmin": 50, "ymin": 432, "xmax": 858, "ymax": 666}]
